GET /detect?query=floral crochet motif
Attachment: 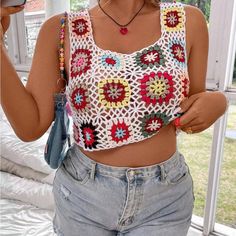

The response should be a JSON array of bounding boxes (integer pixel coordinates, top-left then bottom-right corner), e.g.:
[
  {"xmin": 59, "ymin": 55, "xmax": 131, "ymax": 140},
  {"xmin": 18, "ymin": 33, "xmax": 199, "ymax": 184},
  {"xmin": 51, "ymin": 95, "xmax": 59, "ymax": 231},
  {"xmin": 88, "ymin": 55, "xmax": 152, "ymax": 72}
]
[
  {"xmin": 169, "ymin": 39, "xmax": 186, "ymax": 66},
  {"xmin": 140, "ymin": 112, "xmax": 171, "ymax": 137},
  {"xmin": 81, "ymin": 122, "xmax": 99, "ymax": 149},
  {"xmin": 135, "ymin": 45, "xmax": 165, "ymax": 69},
  {"xmin": 181, "ymin": 74, "xmax": 190, "ymax": 99},
  {"xmin": 98, "ymin": 78, "xmax": 131, "ymax": 108},
  {"xmin": 66, "ymin": 2, "xmax": 190, "ymax": 151},
  {"xmin": 71, "ymin": 48, "xmax": 92, "ymax": 78},
  {"xmin": 72, "ymin": 17, "xmax": 89, "ymax": 37},
  {"xmin": 162, "ymin": 7, "xmax": 184, "ymax": 32},
  {"xmin": 140, "ymin": 72, "xmax": 174, "ymax": 105},
  {"xmin": 70, "ymin": 83, "xmax": 90, "ymax": 112},
  {"xmin": 101, "ymin": 54, "xmax": 122, "ymax": 69},
  {"xmin": 109, "ymin": 119, "xmax": 131, "ymax": 143}
]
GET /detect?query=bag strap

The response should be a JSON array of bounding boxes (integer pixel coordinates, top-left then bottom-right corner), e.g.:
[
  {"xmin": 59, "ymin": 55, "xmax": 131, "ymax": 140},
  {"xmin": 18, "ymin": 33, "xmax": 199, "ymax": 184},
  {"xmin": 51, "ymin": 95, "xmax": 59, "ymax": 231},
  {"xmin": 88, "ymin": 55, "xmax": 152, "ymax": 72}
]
[{"xmin": 57, "ymin": 11, "xmax": 68, "ymax": 94}]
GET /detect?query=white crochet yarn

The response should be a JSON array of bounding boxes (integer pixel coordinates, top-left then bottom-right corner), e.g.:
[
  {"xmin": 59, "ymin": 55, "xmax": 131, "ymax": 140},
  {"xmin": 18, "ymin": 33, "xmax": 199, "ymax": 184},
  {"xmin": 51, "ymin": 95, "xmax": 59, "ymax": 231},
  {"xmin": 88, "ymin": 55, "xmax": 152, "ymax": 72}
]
[{"xmin": 65, "ymin": 1, "xmax": 190, "ymax": 151}]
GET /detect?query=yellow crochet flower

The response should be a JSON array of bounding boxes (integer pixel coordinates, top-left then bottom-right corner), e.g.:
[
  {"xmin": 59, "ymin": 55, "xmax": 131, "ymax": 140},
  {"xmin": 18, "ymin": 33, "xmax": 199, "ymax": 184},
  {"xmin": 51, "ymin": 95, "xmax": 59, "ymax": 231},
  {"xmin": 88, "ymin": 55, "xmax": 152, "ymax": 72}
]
[
  {"xmin": 162, "ymin": 7, "xmax": 185, "ymax": 32},
  {"xmin": 98, "ymin": 78, "xmax": 131, "ymax": 109}
]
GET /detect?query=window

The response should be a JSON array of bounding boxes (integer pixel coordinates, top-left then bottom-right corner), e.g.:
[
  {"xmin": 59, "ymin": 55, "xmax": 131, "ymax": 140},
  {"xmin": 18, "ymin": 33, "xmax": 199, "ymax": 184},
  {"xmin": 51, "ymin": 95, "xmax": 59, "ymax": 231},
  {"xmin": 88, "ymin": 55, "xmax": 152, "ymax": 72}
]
[
  {"xmin": 228, "ymin": 53, "xmax": 236, "ymax": 89},
  {"xmin": 178, "ymin": 126, "xmax": 213, "ymax": 219},
  {"xmin": 163, "ymin": 1, "xmax": 236, "ymax": 235},
  {"xmin": 24, "ymin": 0, "xmax": 45, "ymax": 58},
  {"xmin": 215, "ymin": 101, "xmax": 236, "ymax": 229},
  {"xmin": 6, "ymin": 0, "xmax": 69, "ymax": 79},
  {"xmin": 5, "ymin": 0, "xmax": 46, "ymax": 71}
]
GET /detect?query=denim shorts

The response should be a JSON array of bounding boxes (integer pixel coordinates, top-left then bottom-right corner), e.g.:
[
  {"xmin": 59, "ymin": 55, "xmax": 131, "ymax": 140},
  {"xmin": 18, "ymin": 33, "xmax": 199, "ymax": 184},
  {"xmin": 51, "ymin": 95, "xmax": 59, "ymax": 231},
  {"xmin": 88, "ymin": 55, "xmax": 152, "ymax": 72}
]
[{"xmin": 52, "ymin": 143, "xmax": 195, "ymax": 236}]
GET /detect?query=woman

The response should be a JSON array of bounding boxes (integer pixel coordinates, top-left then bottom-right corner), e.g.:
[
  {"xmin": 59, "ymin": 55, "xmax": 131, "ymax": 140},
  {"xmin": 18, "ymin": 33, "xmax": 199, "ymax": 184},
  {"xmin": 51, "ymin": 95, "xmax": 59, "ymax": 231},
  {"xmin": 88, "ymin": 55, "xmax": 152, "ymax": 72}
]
[{"xmin": 1, "ymin": 0, "xmax": 228, "ymax": 235}]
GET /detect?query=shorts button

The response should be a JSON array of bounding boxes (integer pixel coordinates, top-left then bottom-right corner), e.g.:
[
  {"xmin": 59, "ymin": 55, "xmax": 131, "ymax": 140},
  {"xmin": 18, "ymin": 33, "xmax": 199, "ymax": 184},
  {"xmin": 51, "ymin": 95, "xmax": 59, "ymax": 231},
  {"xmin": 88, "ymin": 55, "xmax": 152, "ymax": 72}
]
[
  {"xmin": 122, "ymin": 217, "xmax": 133, "ymax": 225},
  {"xmin": 128, "ymin": 170, "xmax": 136, "ymax": 177},
  {"xmin": 130, "ymin": 170, "xmax": 135, "ymax": 175}
]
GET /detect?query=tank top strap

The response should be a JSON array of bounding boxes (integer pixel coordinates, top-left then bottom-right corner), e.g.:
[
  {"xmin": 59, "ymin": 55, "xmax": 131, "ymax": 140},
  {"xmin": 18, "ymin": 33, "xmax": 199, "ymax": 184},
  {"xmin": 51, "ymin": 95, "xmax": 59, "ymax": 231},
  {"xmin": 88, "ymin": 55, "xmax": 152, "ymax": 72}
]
[
  {"xmin": 67, "ymin": 8, "xmax": 91, "ymax": 43},
  {"xmin": 160, "ymin": 1, "xmax": 188, "ymax": 66},
  {"xmin": 160, "ymin": 1, "xmax": 186, "ymax": 36}
]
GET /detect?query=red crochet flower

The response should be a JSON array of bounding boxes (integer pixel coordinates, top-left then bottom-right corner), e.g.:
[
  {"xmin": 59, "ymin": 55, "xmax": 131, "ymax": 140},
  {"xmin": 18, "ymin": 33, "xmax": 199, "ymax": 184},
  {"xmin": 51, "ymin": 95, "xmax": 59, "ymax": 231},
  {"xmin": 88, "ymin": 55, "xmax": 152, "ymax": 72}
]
[
  {"xmin": 106, "ymin": 58, "xmax": 116, "ymax": 65},
  {"xmin": 142, "ymin": 116, "xmax": 163, "ymax": 137},
  {"xmin": 140, "ymin": 71, "xmax": 174, "ymax": 106},
  {"xmin": 72, "ymin": 18, "xmax": 89, "ymax": 37},
  {"xmin": 71, "ymin": 85, "xmax": 89, "ymax": 111},
  {"xmin": 71, "ymin": 48, "xmax": 92, "ymax": 78},
  {"xmin": 140, "ymin": 112, "xmax": 171, "ymax": 137},
  {"xmin": 170, "ymin": 43, "xmax": 185, "ymax": 63},
  {"xmin": 181, "ymin": 76, "xmax": 190, "ymax": 99},
  {"xmin": 110, "ymin": 120, "xmax": 130, "ymax": 143},
  {"xmin": 101, "ymin": 54, "xmax": 121, "ymax": 69},
  {"xmin": 81, "ymin": 122, "xmax": 99, "ymax": 149},
  {"xmin": 165, "ymin": 10, "xmax": 181, "ymax": 28},
  {"xmin": 104, "ymin": 82, "xmax": 126, "ymax": 103}
]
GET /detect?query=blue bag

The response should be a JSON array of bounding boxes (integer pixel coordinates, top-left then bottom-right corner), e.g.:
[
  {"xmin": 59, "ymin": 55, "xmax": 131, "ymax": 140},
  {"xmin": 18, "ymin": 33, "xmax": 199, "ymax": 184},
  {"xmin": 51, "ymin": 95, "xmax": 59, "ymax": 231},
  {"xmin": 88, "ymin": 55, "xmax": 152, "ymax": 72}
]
[
  {"xmin": 44, "ymin": 93, "xmax": 71, "ymax": 169},
  {"xmin": 44, "ymin": 12, "xmax": 70, "ymax": 169}
]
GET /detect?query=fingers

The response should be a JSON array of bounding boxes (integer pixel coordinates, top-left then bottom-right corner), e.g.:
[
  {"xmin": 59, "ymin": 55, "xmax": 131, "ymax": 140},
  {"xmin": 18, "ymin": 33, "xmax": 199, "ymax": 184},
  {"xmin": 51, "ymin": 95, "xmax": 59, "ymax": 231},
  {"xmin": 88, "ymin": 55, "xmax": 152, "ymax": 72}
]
[
  {"xmin": 178, "ymin": 107, "xmax": 197, "ymax": 126},
  {"xmin": 1, "ymin": 5, "xmax": 25, "ymax": 17},
  {"xmin": 173, "ymin": 114, "xmax": 204, "ymax": 133},
  {"xmin": 179, "ymin": 93, "xmax": 200, "ymax": 113},
  {"xmin": 181, "ymin": 123, "xmax": 205, "ymax": 134},
  {"xmin": 178, "ymin": 115, "xmax": 206, "ymax": 134},
  {"xmin": 180, "ymin": 116, "xmax": 204, "ymax": 129}
]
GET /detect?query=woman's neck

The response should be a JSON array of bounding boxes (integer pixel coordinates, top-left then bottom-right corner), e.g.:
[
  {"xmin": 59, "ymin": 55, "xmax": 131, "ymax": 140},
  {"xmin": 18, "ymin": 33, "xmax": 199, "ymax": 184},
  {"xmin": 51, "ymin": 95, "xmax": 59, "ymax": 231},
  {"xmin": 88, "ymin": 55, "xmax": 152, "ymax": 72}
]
[{"xmin": 98, "ymin": 0, "xmax": 157, "ymax": 18}]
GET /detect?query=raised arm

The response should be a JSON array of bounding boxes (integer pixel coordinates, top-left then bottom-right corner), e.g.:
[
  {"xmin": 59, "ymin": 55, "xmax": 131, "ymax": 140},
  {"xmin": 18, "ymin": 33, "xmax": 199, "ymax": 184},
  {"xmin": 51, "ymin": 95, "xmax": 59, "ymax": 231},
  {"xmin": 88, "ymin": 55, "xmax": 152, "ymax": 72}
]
[{"xmin": 1, "ymin": 7, "xmax": 66, "ymax": 141}]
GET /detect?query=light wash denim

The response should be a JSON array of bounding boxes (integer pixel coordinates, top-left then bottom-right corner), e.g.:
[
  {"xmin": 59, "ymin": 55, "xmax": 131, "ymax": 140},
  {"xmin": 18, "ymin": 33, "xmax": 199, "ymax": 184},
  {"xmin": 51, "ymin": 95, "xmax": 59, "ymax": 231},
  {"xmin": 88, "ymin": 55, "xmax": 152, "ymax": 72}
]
[{"xmin": 52, "ymin": 143, "xmax": 195, "ymax": 236}]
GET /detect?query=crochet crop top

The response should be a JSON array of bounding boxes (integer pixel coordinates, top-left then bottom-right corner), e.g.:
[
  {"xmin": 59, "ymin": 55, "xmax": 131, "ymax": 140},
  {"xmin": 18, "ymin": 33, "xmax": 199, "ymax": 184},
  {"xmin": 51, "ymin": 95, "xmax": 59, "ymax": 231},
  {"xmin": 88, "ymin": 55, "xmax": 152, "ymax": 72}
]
[{"xmin": 64, "ymin": 1, "xmax": 190, "ymax": 151}]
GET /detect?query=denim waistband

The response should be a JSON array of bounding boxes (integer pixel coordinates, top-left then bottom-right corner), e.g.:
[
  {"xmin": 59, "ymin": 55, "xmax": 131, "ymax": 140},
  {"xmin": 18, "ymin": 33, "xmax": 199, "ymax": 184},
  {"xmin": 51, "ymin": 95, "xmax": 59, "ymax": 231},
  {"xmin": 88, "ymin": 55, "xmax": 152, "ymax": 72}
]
[{"xmin": 69, "ymin": 143, "xmax": 184, "ymax": 180}]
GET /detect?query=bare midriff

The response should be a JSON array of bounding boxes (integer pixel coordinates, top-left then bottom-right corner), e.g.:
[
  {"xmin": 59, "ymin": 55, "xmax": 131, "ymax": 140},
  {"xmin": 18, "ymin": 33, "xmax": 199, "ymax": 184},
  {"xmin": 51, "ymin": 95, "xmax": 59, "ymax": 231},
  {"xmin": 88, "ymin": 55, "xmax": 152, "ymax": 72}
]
[{"xmin": 79, "ymin": 123, "xmax": 177, "ymax": 167}]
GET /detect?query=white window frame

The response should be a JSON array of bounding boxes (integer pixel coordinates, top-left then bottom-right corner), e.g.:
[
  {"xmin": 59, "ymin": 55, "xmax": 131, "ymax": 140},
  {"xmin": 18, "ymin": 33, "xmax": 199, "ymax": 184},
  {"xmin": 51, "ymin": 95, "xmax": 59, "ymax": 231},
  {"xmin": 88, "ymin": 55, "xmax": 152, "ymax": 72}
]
[
  {"xmin": 6, "ymin": 11, "xmax": 32, "ymax": 71},
  {"xmin": 5, "ymin": 0, "xmax": 236, "ymax": 235},
  {"xmin": 192, "ymin": 0, "xmax": 236, "ymax": 236},
  {"xmin": 6, "ymin": 0, "xmax": 70, "ymax": 72},
  {"xmin": 206, "ymin": 0, "xmax": 236, "ymax": 92},
  {"xmin": 6, "ymin": 13, "xmax": 20, "ymax": 65}
]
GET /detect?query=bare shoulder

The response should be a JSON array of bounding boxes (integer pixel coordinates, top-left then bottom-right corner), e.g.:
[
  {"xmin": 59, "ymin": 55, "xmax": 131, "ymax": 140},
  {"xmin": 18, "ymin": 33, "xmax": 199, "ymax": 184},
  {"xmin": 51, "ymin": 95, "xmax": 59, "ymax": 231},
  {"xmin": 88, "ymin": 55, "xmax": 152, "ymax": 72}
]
[
  {"xmin": 183, "ymin": 4, "xmax": 208, "ymax": 46},
  {"xmin": 36, "ymin": 13, "xmax": 66, "ymax": 45},
  {"xmin": 184, "ymin": 4, "xmax": 207, "ymax": 25},
  {"xmin": 40, "ymin": 12, "xmax": 65, "ymax": 30},
  {"xmin": 22, "ymin": 12, "xmax": 70, "ymax": 138}
]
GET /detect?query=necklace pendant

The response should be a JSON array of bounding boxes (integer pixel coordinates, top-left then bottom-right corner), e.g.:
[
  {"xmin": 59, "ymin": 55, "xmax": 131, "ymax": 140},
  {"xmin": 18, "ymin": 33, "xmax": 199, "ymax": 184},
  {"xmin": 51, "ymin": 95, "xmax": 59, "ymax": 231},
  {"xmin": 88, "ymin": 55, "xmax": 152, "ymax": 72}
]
[{"xmin": 120, "ymin": 27, "xmax": 128, "ymax": 35}]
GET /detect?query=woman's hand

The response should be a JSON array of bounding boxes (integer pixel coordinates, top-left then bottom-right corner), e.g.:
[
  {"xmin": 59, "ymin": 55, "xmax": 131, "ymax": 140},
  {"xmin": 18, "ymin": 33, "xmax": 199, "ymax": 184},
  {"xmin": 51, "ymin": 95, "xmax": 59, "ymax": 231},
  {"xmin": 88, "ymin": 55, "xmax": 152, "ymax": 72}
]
[
  {"xmin": 175, "ymin": 91, "xmax": 228, "ymax": 134},
  {"xmin": 0, "ymin": 5, "xmax": 25, "ymax": 44}
]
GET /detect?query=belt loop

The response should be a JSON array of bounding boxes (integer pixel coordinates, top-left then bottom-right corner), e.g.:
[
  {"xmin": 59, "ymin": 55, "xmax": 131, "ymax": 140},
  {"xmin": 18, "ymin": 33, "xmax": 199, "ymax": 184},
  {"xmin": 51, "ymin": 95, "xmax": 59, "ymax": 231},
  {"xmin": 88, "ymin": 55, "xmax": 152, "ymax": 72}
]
[
  {"xmin": 160, "ymin": 164, "xmax": 166, "ymax": 182},
  {"xmin": 90, "ymin": 162, "xmax": 96, "ymax": 180}
]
